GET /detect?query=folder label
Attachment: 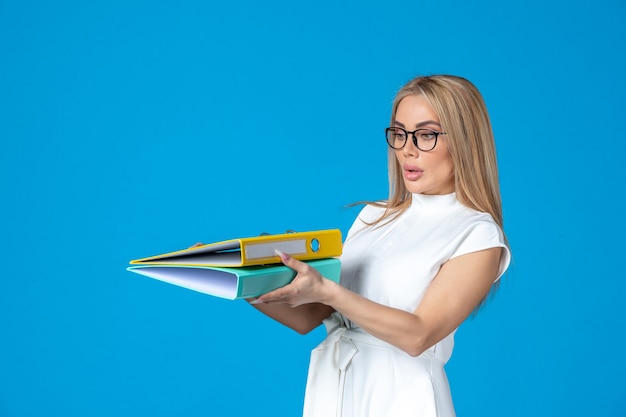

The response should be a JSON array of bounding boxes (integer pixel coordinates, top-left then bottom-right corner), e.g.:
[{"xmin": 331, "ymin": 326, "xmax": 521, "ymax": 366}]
[{"xmin": 245, "ymin": 239, "xmax": 308, "ymax": 260}]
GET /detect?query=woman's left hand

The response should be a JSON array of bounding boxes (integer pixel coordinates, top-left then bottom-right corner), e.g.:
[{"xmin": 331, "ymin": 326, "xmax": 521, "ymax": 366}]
[{"xmin": 253, "ymin": 251, "xmax": 332, "ymax": 307}]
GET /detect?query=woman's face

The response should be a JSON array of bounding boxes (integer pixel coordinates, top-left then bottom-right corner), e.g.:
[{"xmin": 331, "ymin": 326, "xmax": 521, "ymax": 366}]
[{"xmin": 393, "ymin": 95, "xmax": 455, "ymax": 195}]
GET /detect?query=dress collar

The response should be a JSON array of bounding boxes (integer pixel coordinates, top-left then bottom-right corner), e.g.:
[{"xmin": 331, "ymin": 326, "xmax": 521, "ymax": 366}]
[{"xmin": 409, "ymin": 192, "xmax": 458, "ymax": 211}]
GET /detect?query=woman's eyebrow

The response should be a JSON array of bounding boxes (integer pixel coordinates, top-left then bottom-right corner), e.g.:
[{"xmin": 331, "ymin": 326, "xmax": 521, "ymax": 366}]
[
  {"xmin": 393, "ymin": 120, "xmax": 442, "ymax": 128},
  {"xmin": 416, "ymin": 120, "xmax": 442, "ymax": 128}
]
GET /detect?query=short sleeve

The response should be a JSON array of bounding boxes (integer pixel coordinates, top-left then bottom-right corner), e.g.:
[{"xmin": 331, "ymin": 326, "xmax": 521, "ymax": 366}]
[{"xmin": 450, "ymin": 220, "xmax": 511, "ymax": 281}]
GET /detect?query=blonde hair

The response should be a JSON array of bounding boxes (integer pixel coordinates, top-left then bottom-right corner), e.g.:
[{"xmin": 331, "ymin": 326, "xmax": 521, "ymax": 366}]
[
  {"xmin": 372, "ymin": 75, "xmax": 506, "ymax": 238},
  {"xmin": 372, "ymin": 74, "xmax": 509, "ymax": 301},
  {"xmin": 362, "ymin": 75, "xmax": 509, "ymax": 302}
]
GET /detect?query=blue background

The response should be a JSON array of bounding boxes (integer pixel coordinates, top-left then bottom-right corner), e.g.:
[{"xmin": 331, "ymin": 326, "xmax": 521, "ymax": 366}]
[{"xmin": 1, "ymin": 0, "xmax": 625, "ymax": 416}]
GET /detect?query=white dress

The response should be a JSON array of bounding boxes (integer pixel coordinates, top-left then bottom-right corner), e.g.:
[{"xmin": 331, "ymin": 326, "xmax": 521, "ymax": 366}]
[{"xmin": 302, "ymin": 193, "xmax": 511, "ymax": 417}]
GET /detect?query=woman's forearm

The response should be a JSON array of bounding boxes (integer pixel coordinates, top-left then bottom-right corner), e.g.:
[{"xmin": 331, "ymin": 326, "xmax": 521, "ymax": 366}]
[
  {"xmin": 247, "ymin": 300, "xmax": 335, "ymax": 335},
  {"xmin": 320, "ymin": 280, "xmax": 431, "ymax": 356}
]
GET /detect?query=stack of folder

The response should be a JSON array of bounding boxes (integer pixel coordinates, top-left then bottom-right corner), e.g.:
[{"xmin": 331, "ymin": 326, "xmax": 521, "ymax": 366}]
[{"xmin": 127, "ymin": 229, "xmax": 343, "ymax": 300}]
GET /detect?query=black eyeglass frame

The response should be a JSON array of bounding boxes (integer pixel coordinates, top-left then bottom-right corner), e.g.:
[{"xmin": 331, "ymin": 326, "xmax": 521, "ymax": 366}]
[{"xmin": 385, "ymin": 127, "xmax": 447, "ymax": 151}]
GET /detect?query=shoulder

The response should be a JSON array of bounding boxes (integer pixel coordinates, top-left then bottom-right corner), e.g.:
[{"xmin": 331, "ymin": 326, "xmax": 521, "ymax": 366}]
[
  {"xmin": 450, "ymin": 200, "xmax": 496, "ymax": 222},
  {"xmin": 357, "ymin": 203, "xmax": 386, "ymax": 223},
  {"xmin": 447, "ymin": 202, "xmax": 506, "ymax": 247},
  {"xmin": 447, "ymin": 204, "xmax": 510, "ymax": 279},
  {"xmin": 342, "ymin": 203, "xmax": 386, "ymax": 241}
]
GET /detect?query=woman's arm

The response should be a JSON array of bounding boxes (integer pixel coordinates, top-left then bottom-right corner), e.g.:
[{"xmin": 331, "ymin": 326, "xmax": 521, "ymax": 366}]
[
  {"xmin": 257, "ymin": 248, "xmax": 502, "ymax": 357},
  {"xmin": 247, "ymin": 301, "xmax": 335, "ymax": 335}
]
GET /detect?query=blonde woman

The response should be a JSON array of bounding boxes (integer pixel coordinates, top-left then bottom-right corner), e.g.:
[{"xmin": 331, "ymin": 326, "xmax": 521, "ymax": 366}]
[{"xmin": 251, "ymin": 75, "xmax": 511, "ymax": 417}]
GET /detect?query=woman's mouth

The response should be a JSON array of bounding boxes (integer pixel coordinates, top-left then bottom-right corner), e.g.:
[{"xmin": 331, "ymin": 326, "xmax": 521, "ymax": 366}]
[{"xmin": 403, "ymin": 164, "xmax": 424, "ymax": 181}]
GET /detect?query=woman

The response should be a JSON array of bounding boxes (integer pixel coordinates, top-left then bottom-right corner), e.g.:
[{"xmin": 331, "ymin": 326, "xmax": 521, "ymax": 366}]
[{"xmin": 250, "ymin": 74, "xmax": 511, "ymax": 417}]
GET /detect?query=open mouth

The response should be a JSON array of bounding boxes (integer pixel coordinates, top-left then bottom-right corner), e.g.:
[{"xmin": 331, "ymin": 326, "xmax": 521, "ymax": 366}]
[{"xmin": 404, "ymin": 164, "xmax": 423, "ymax": 180}]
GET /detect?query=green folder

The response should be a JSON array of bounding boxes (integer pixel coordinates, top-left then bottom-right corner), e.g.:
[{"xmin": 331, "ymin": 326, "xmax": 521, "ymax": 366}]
[{"xmin": 127, "ymin": 258, "xmax": 341, "ymax": 300}]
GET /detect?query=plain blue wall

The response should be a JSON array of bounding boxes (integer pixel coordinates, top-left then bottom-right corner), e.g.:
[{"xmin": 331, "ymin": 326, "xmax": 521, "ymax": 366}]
[{"xmin": 1, "ymin": 0, "xmax": 625, "ymax": 416}]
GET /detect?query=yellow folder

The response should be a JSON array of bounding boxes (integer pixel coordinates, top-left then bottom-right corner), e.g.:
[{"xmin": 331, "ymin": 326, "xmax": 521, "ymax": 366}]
[{"xmin": 130, "ymin": 229, "xmax": 342, "ymax": 267}]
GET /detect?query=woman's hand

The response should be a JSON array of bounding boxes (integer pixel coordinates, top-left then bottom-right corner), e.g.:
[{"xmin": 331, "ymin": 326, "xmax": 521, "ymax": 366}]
[{"xmin": 253, "ymin": 251, "xmax": 335, "ymax": 308}]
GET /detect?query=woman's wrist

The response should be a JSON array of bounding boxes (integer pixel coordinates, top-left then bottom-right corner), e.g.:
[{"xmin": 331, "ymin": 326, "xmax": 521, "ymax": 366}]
[{"xmin": 319, "ymin": 277, "xmax": 341, "ymax": 306}]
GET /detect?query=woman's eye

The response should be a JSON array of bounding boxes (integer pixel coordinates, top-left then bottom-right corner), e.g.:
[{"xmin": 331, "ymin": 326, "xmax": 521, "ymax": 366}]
[
  {"xmin": 420, "ymin": 132, "xmax": 435, "ymax": 140},
  {"xmin": 390, "ymin": 130, "xmax": 404, "ymax": 139}
]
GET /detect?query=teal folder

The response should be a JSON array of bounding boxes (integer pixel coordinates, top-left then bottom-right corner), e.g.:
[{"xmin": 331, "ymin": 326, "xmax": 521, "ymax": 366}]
[{"xmin": 127, "ymin": 258, "xmax": 341, "ymax": 300}]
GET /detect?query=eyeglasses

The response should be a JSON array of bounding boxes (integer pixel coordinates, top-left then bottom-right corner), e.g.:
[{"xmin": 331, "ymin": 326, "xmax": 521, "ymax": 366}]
[{"xmin": 385, "ymin": 127, "xmax": 447, "ymax": 151}]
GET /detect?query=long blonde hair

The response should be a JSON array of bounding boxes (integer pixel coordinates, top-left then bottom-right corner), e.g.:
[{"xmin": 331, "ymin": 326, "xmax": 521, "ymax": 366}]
[{"xmin": 372, "ymin": 75, "xmax": 506, "ymax": 240}]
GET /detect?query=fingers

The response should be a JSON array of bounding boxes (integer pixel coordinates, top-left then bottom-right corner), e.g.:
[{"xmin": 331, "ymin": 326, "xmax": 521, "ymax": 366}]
[
  {"xmin": 275, "ymin": 249, "xmax": 311, "ymax": 274},
  {"xmin": 254, "ymin": 272, "xmax": 304, "ymax": 305},
  {"xmin": 256, "ymin": 282, "xmax": 296, "ymax": 302},
  {"xmin": 253, "ymin": 250, "xmax": 322, "ymax": 306}
]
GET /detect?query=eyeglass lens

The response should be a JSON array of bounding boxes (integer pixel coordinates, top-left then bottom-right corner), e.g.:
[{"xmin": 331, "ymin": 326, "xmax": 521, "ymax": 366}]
[{"xmin": 386, "ymin": 128, "xmax": 438, "ymax": 151}]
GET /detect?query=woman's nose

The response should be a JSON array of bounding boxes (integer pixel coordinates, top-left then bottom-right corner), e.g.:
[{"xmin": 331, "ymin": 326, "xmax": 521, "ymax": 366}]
[{"xmin": 402, "ymin": 134, "xmax": 420, "ymax": 157}]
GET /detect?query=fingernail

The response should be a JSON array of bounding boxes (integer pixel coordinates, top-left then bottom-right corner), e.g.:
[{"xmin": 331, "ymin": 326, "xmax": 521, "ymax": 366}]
[
  {"xmin": 275, "ymin": 249, "xmax": 289, "ymax": 260},
  {"xmin": 250, "ymin": 298, "xmax": 264, "ymax": 304}
]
